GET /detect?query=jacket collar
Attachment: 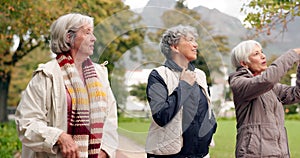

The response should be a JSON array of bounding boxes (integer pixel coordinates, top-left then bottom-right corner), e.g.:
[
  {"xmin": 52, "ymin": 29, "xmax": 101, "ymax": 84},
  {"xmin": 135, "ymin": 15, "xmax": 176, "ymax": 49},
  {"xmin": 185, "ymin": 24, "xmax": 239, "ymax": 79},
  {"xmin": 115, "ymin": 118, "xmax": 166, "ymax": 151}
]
[
  {"xmin": 229, "ymin": 66, "xmax": 254, "ymax": 84},
  {"xmin": 236, "ymin": 66, "xmax": 255, "ymax": 76},
  {"xmin": 164, "ymin": 59, "xmax": 195, "ymax": 72}
]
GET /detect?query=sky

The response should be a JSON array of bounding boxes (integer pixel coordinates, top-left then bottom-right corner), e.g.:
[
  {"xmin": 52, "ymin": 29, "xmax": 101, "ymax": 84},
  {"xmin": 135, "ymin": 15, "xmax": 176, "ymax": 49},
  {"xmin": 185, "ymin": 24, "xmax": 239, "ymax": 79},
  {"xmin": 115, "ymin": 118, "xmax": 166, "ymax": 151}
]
[{"xmin": 124, "ymin": 0, "xmax": 247, "ymax": 22}]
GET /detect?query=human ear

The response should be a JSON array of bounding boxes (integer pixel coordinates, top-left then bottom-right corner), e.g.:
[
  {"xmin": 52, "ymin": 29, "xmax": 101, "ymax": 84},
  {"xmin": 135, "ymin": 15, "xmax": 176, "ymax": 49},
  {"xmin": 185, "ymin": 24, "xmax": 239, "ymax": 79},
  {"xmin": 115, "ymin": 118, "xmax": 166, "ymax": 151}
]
[
  {"xmin": 65, "ymin": 32, "xmax": 72, "ymax": 44},
  {"xmin": 240, "ymin": 61, "xmax": 248, "ymax": 68},
  {"xmin": 170, "ymin": 45, "xmax": 179, "ymax": 53}
]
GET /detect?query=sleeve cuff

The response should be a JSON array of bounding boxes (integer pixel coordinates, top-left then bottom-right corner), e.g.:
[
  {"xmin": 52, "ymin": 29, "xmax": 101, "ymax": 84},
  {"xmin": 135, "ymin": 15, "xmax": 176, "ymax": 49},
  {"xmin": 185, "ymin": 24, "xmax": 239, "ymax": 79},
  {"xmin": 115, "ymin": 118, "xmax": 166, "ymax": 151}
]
[{"xmin": 43, "ymin": 128, "xmax": 64, "ymax": 154}]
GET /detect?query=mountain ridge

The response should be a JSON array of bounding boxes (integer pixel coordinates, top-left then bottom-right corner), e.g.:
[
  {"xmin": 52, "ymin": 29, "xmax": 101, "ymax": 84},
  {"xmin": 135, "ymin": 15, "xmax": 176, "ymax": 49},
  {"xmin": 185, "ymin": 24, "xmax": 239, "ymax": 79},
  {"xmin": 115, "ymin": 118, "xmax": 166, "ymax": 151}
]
[{"xmin": 141, "ymin": 0, "xmax": 300, "ymax": 56}]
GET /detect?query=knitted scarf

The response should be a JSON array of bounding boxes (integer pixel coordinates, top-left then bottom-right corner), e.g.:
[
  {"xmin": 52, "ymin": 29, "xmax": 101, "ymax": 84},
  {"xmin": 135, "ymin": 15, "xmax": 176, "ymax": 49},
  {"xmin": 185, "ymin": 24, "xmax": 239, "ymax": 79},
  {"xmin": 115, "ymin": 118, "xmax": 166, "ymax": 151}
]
[{"xmin": 57, "ymin": 53, "xmax": 106, "ymax": 158}]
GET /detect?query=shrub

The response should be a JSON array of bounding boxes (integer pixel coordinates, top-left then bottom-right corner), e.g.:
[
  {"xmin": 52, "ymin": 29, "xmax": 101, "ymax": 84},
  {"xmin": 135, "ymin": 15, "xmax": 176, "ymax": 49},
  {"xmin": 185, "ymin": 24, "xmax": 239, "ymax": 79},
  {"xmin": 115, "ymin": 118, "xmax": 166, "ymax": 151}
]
[
  {"xmin": 0, "ymin": 121, "xmax": 22, "ymax": 158},
  {"xmin": 285, "ymin": 114, "xmax": 300, "ymax": 120}
]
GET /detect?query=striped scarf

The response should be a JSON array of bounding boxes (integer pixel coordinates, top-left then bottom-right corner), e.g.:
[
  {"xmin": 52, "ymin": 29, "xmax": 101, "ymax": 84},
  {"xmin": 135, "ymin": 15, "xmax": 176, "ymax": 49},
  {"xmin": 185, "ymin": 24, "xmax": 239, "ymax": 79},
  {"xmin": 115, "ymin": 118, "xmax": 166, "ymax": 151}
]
[{"xmin": 57, "ymin": 53, "xmax": 106, "ymax": 158}]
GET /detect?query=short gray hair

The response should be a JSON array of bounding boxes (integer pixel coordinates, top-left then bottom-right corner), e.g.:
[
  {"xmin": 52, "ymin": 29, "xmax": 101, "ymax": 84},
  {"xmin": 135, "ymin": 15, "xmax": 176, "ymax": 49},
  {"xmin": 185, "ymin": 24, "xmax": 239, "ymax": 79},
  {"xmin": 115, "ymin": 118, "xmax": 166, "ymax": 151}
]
[
  {"xmin": 160, "ymin": 25, "xmax": 198, "ymax": 59},
  {"xmin": 50, "ymin": 13, "xmax": 94, "ymax": 54},
  {"xmin": 231, "ymin": 40, "xmax": 262, "ymax": 69}
]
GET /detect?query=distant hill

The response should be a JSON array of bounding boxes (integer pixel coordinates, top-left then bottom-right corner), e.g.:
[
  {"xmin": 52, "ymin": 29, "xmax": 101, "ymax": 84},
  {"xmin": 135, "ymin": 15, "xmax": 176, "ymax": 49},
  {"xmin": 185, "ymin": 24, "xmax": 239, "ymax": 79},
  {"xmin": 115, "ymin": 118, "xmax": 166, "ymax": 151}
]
[
  {"xmin": 140, "ymin": 0, "xmax": 300, "ymax": 57},
  {"xmin": 122, "ymin": 0, "xmax": 300, "ymax": 74},
  {"xmin": 192, "ymin": 5, "xmax": 300, "ymax": 56},
  {"xmin": 140, "ymin": 0, "xmax": 176, "ymax": 28},
  {"xmin": 193, "ymin": 6, "xmax": 247, "ymax": 47}
]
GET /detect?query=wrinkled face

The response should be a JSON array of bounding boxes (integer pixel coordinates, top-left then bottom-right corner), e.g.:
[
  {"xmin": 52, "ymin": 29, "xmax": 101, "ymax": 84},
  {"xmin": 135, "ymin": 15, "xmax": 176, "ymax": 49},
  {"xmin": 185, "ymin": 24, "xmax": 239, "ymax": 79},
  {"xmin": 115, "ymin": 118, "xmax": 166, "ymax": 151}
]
[
  {"xmin": 176, "ymin": 34, "xmax": 198, "ymax": 61},
  {"xmin": 245, "ymin": 45, "xmax": 267, "ymax": 75},
  {"xmin": 72, "ymin": 23, "xmax": 96, "ymax": 57}
]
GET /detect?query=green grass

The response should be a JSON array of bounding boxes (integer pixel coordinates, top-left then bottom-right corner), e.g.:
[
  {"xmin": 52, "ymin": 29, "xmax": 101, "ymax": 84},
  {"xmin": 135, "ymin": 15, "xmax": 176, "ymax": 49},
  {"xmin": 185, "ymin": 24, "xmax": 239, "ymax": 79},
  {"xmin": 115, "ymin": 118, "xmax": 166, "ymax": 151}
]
[
  {"xmin": 286, "ymin": 120, "xmax": 300, "ymax": 157},
  {"xmin": 118, "ymin": 118, "xmax": 150, "ymax": 146},
  {"xmin": 209, "ymin": 120, "xmax": 236, "ymax": 158},
  {"xmin": 118, "ymin": 119, "xmax": 300, "ymax": 158}
]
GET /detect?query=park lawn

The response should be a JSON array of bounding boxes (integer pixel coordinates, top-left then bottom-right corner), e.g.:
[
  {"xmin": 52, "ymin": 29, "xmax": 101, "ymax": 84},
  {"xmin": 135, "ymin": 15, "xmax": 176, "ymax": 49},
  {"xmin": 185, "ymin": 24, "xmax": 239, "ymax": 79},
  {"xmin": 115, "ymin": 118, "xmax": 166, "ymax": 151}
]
[
  {"xmin": 209, "ymin": 119, "xmax": 236, "ymax": 158},
  {"xmin": 118, "ymin": 119, "xmax": 300, "ymax": 158},
  {"xmin": 118, "ymin": 119, "xmax": 150, "ymax": 146},
  {"xmin": 286, "ymin": 120, "xmax": 300, "ymax": 157}
]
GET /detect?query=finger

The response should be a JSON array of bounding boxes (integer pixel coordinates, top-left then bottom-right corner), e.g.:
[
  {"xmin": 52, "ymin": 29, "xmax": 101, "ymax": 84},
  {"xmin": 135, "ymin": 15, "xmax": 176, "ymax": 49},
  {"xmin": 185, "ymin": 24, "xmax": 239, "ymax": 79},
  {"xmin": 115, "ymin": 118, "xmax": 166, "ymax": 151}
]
[
  {"xmin": 61, "ymin": 147, "xmax": 67, "ymax": 158},
  {"xmin": 66, "ymin": 150, "xmax": 72, "ymax": 158},
  {"xmin": 68, "ymin": 151, "xmax": 75, "ymax": 158},
  {"xmin": 72, "ymin": 151, "xmax": 76, "ymax": 158},
  {"xmin": 76, "ymin": 151, "xmax": 80, "ymax": 158}
]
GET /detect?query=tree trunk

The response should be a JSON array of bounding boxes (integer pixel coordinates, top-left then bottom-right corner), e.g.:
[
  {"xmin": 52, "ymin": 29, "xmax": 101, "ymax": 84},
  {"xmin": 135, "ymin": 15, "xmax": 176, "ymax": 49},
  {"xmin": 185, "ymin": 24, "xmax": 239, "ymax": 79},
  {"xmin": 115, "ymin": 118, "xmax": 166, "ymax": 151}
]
[{"xmin": 0, "ymin": 72, "xmax": 11, "ymax": 123}]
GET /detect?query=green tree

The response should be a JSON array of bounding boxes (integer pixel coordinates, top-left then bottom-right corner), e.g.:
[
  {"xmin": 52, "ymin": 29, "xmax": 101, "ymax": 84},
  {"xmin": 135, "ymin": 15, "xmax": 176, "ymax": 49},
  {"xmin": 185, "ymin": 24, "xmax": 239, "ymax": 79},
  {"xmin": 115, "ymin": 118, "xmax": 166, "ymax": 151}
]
[
  {"xmin": 9, "ymin": 48, "xmax": 52, "ymax": 109},
  {"xmin": 0, "ymin": 0, "xmax": 74, "ymax": 122},
  {"xmin": 129, "ymin": 83, "xmax": 147, "ymax": 103},
  {"xmin": 0, "ymin": 0, "xmax": 145, "ymax": 122},
  {"xmin": 242, "ymin": 0, "xmax": 300, "ymax": 35}
]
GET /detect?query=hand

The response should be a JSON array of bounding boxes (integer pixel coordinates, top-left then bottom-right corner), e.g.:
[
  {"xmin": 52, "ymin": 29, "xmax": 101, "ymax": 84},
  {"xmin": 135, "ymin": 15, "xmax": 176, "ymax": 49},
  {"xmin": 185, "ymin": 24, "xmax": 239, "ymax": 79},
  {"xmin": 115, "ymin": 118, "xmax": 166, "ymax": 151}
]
[
  {"xmin": 57, "ymin": 132, "xmax": 79, "ymax": 158},
  {"xmin": 99, "ymin": 149, "xmax": 108, "ymax": 158},
  {"xmin": 180, "ymin": 69, "xmax": 196, "ymax": 86},
  {"xmin": 293, "ymin": 48, "xmax": 300, "ymax": 55}
]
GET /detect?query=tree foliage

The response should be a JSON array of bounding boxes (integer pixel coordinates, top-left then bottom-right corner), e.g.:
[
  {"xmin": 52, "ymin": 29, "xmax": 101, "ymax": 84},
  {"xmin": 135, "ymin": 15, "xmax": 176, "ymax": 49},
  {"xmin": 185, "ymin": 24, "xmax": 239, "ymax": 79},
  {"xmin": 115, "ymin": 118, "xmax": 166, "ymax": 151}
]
[
  {"xmin": 0, "ymin": 0, "xmax": 74, "ymax": 122},
  {"xmin": 9, "ymin": 48, "xmax": 52, "ymax": 108},
  {"xmin": 129, "ymin": 83, "xmax": 147, "ymax": 103},
  {"xmin": 242, "ymin": 0, "xmax": 300, "ymax": 35},
  {"xmin": 0, "ymin": 0, "xmax": 74, "ymax": 79}
]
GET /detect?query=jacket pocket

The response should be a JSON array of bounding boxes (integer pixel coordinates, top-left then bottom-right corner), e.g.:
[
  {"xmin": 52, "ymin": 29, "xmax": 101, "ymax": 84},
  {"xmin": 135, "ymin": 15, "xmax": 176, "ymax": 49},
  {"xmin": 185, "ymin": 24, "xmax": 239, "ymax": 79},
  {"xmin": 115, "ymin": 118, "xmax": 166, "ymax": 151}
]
[
  {"xmin": 236, "ymin": 125, "xmax": 261, "ymax": 157},
  {"xmin": 260, "ymin": 126, "xmax": 281, "ymax": 156},
  {"xmin": 246, "ymin": 132, "xmax": 260, "ymax": 155}
]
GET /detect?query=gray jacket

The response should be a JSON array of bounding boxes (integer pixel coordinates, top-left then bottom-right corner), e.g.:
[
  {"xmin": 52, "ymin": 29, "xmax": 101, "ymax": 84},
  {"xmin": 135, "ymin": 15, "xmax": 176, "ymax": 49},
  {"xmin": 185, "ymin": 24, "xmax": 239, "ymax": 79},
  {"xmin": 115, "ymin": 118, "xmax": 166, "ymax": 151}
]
[
  {"xmin": 228, "ymin": 49, "xmax": 300, "ymax": 158},
  {"xmin": 15, "ymin": 59, "xmax": 118, "ymax": 158}
]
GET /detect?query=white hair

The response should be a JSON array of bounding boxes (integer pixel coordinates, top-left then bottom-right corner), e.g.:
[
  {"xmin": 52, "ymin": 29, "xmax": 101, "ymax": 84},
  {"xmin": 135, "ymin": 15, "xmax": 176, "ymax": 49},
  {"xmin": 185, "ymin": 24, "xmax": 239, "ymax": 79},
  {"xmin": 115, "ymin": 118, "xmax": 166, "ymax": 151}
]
[
  {"xmin": 231, "ymin": 40, "xmax": 262, "ymax": 69},
  {"xmin": 50, "ymin": 13, "xmax": 94, "ymax": 54}
]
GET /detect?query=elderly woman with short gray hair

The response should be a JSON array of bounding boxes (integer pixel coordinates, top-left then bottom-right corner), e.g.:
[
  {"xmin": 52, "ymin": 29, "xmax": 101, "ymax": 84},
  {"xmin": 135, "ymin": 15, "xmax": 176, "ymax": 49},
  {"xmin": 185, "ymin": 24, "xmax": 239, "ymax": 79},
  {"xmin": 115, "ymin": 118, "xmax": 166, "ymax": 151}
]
[
  {"xmin": 15, "ymin": 13, "xmax": 118, "ymax": 158},
  {"xmin": 229, "ymin": 40, "xmax": 300, "ymax": 157},
  {"xmin": 145, "ymin": 25, "xmax": 217, "ymax": 158}
]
